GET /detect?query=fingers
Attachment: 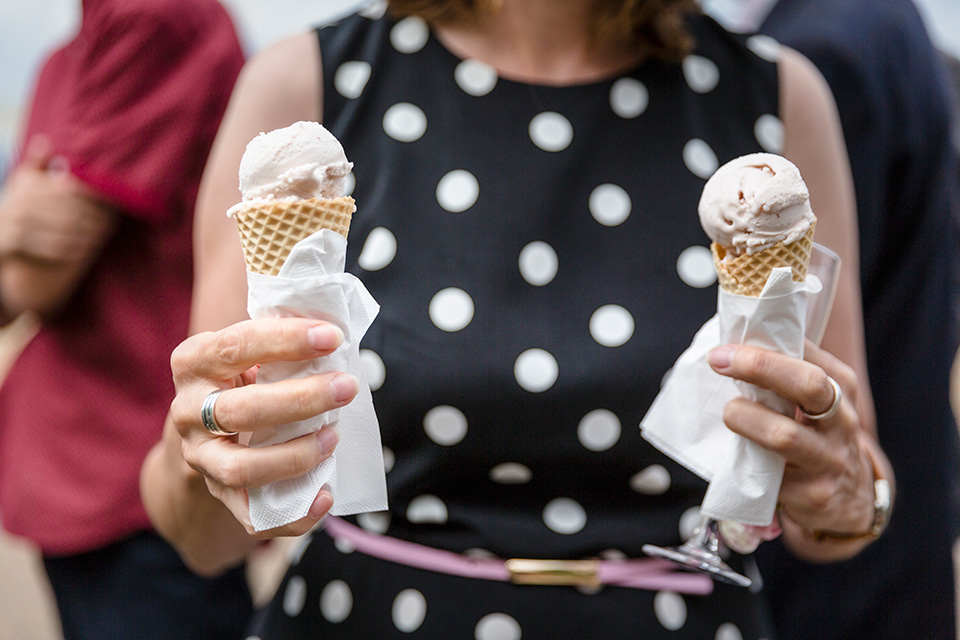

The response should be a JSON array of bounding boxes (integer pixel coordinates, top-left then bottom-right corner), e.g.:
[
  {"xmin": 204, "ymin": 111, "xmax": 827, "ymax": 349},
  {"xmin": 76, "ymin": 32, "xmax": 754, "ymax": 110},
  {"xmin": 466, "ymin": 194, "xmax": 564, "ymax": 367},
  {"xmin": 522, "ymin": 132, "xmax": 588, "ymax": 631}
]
[
  {"xmin": 708, "ymin": 344, "xmax": 848, "ymax": 422},
  {"xmin": 211, "ymin": 372, "xmax": 358, "ymax": 434},
  {"xmin": 800, "ymin": 340, "xmax": 859, "ymax": 411},
  {"xmin": 213, "ymin": 484, "xmax": 334, "ymax": 540},
  {"xmin": 721, "ymin": 398, "xmax": 852, "ymax": 472},
  {"xmin": 172, "ymin": 318, "xmax": 345, "ymax": 383},
  {"xmin": 189, "ymin": 428, "xmax": 339, "ymax": 490},
  {"xmin": 21, "ymin": 135, "xmax": 53, "ymax": 168}
]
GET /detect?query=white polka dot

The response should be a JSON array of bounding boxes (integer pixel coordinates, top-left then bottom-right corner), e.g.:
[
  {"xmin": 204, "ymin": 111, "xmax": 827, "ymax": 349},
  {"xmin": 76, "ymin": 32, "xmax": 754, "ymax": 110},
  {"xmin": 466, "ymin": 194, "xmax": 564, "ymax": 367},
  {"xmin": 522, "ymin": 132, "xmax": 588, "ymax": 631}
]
[
  {"xmin": 283, "ymin": 575, "xmax": 307, "ymax": 616},
  {"xmin": 359, "ymin": 349, "xmax": 385, "ymax": 392},
  {"xmin": 287, "ymin": 533, "xmax": 314, "ymax": 565},
  {"xmin": 436, "ymin": 169, "xmax": 479, "ymax": 212},
  {"xmin": 359, "ymin": 0, "xmax": 387, "ymax": 19},
  {"xmin": 334, "ymin": 61, "xmax": 371, "ymax": 99},
  {"xmin": 344, "ymin": 171, "xmax": 356, "ymax": 196},
  {"xmin": 333, "ymin": 536, "xmax": 356, "ymax": 554},
  {"xmin": 518, "ymin": 241, "xmax": 558, "ymax": 286},
  {"xmin": 455, "ymin": 59, "xmax": 498, "ymax": 96},
  {"xmin": 529, "ymin": 111, "xmax": 573, "ymax": 152},
  {"xmin": 464, "ymin": 547, "xmax": 497, "ymax": 559},
  {"xmin": 654, "ymin": 591, "xmax": 687, "ymax": 630},
  {"xmin": 716, "ymin": 622, "xmax": 744, "ymax": 640},
  {"xmin": 683, "ymin": 138, "xmax": 719, "ymax": 179},
  {"xmin": 245, "ymin": 636, "xmax": 263, "ymax": 640},
  {"xmin": 392, "ymin": 589, "xmax": 427, "ymax": 632},
  {"xmin": 489, "ymin": 462, "xmax": 532, "ymax": 484},
  {"xmin": 683, "ymin": 55, "xmax": 720, "ymax": 93},
  {"xmin": 577, "ymin": 409, "xmax": 622, "ymax": 452},
  {"xmin": 747, "ymin": 35, "xmax": 781, "ymax": 62},
  {"xmin": 589, "ymin": 183, "xmax": 631, "ymax": 226},
  {"xmin": 382, "ymin": 446, "xmax": 395, "ymax": 473},
  {"xmin": 543, "ymin": 497, "xmax": 587, "ymax": 534},
  {"xmin": 358, "ymin": 227, "xmax": 397, "ymax": 271},
  {"xmin": 610, "ymin": 77, "xmax": 649, "ymax": 118},
  {"xmin": 679, "ymin": 506, "xmax": 702, "ymax": 541},
  {"xmin": 630, "ymin": 465, "xmax": 672, "ymax": 495},
  {"xmin": 424, "ymin": 405, "xmax": 468, "ymax": 445},
  {"xmin": 406, "ymin": 495, "xmax": 448, "ymax": 524},
  {"xmin": 475, "ymin": 613, "xmax": 522, "ymax": 640},
  {"xmin": 319, "ymin": 580, "xmax": 353, "ymax": 623},
  {"xmin": 589, "ymin": 305, "xmax": 635, "ymax": 347},
  {"xmin": 383, "ymin": 103, "xmax": 427, "ymax": 142},
  {"xmin": 600, "ymin": 548, "xmax": 628, "ymax": 561},
  {"xmin": 429, "ymin": 287, "xmax": 474, "ymax": 332},
  {"xmin": 357, "ymin": 510, "xmax": 391, "ymax": 534},
  {"xmin": 390, "ymin": 16, "xmax": 429, "ymax": 54},
  {"xmin": 514, "ymin": 348, "xmax": 559, "ymax": 393},
  {"xmin": 677, "ymin": 245, "xmax": 717, "ymax": 288},
  {"xmin": 755, "ymin": 114, "xmax": 785, "ymax": 153}
]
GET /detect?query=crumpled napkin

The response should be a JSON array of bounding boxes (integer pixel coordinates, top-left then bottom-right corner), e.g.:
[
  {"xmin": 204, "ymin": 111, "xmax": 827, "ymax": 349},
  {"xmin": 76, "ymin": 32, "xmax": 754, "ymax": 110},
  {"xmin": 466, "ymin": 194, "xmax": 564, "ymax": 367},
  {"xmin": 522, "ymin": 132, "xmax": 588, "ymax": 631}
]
[
  {"xmin": 640, "ymin": 267, "xmax": 821, "ymax": 526},
  {"xmin": 244, "ymin": 229, "xmax": 388, "ymax": 532}
]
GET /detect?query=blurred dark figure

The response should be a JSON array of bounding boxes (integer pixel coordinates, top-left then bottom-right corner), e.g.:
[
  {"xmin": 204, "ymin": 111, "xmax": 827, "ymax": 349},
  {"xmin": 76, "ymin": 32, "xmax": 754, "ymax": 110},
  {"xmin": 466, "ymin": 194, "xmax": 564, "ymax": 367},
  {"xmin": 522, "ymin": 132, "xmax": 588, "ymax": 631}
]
[
  {"xmin": 738, "ymin": 1, "xmax": 960, "ymax": 638},
  {"xmin": 942, "ymin": 51, "xmax": 960, "ymax": 153},
  {"xmin": 0, "ymin": 1, "xmax": 249, "ymax": 639}
]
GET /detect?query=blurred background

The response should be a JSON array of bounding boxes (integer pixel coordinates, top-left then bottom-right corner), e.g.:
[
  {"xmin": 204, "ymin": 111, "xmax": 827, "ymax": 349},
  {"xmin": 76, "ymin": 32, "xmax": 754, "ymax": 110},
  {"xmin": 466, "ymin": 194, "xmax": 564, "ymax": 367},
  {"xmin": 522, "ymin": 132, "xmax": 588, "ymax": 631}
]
[
  {"xmin": 0, "ymin": 0, "xmax": 957, "ymax": 178},
  {"xmin": 0, "ymin": 1, "xmax": 957, "ymax": 639},
  {"xmin": 0, "ymin": 0, "xmax": 367, "ymax": 178}
]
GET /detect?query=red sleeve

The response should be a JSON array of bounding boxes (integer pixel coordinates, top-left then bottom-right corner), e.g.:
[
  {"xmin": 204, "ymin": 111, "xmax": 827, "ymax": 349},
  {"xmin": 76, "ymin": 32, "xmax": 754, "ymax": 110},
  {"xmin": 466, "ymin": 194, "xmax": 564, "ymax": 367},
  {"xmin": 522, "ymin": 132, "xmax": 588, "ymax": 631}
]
[{"xmin": 24, "ymin": 0, "xmax": 245, "ymax": 223}]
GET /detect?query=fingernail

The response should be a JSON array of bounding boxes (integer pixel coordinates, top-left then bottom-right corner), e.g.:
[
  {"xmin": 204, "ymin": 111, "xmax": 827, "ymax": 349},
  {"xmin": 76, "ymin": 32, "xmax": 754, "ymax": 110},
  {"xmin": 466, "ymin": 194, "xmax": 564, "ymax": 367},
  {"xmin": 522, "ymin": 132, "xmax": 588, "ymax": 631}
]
[
  {"xmin": 308, "ymin": 491, "xmax": 333, "ymax": 519},
  {"xmin": 308, "ymin": 325, "xmax": 343, "ymax": 351},
  {"xmin": 708, "ymin": 346, "xmax": 735, "ymax": 369},
  {"xmin": 316, "ymin": 428, "xmax": 339, "ymax": 454},
  {"xmin": 330, "ymin": 374, "xmax": 358, "ymax": 403}
]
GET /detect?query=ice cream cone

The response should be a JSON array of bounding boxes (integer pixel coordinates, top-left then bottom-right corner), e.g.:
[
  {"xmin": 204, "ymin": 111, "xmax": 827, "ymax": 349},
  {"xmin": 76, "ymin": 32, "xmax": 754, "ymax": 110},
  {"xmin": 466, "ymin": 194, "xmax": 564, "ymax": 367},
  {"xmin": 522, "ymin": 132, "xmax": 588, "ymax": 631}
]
[
  {"xmin": 711, "ymin": 224, "xmax": 815, "ymax": 297},
  {"xmin": 234, "ymin": 196, "xmax": 356, "ymax": 275}
]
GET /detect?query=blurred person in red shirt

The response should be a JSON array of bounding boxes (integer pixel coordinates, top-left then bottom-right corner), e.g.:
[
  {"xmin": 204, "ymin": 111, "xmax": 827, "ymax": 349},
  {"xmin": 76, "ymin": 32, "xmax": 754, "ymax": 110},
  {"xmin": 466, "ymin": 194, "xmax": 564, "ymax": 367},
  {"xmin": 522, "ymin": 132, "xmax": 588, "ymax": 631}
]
[{"xmin": 0, "ymin": 1, "xmax": 249, "ymax": 638}]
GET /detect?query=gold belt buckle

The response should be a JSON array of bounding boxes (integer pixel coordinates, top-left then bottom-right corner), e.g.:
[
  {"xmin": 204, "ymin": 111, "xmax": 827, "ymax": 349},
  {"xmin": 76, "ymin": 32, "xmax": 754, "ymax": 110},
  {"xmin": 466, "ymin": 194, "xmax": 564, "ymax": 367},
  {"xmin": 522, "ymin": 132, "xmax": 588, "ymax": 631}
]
[{"xmin": 505, "ymin": 558, "xmax": 601, "ymax": 587}]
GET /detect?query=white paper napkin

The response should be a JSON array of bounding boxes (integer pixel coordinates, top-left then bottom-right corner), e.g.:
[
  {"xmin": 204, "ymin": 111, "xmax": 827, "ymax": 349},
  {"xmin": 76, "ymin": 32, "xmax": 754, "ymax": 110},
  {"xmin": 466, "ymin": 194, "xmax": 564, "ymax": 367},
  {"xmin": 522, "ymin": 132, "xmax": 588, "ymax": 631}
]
[
  {"xmin": 640, "ymin": 267, "xmax": 821, "ymax": 525},
  {"xmin": 244, "ymin": 229, "xmax": 388, "ymax": 531}
]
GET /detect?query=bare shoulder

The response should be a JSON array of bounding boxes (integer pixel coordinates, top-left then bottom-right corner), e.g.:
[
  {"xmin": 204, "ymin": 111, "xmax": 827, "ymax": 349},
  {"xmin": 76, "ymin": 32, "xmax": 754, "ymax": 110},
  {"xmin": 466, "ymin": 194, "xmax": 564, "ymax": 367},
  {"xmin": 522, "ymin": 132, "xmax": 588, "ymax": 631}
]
[
  {"xmin": 777, "ymin": 44, "xmax": 854, "ymax": 247},
  {"xmin": 234, "ymin": 31, "xmax": 322, "ymax": 124},
  {"xmin": 777, "ymin": 46, "xmax": 840, "ymax": 146}
]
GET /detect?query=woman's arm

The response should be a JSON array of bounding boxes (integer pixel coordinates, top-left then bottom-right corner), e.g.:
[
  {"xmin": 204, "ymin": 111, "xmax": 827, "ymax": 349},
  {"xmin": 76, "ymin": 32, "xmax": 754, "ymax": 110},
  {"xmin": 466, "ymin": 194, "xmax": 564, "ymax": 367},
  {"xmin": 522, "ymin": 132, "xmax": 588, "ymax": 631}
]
[
  {"xmin": 140, "ymin": 31, "xmax": 328, "ymax": 576},
  {"xmin": 779, "ymin": 46, "xmax": 875, "ymax": 433},
  {"xmin": 722, "ymin": 46, "xmax": 893, "ymax": 563}
]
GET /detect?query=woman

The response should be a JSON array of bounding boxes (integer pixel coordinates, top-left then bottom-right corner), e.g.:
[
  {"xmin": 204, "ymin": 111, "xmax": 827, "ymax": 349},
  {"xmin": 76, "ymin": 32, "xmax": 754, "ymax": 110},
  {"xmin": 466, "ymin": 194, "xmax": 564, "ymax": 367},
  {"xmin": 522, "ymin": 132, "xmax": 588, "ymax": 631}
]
[{"xmin": 142, "ymin": 0, "xmax": 893, "ymax": 637}]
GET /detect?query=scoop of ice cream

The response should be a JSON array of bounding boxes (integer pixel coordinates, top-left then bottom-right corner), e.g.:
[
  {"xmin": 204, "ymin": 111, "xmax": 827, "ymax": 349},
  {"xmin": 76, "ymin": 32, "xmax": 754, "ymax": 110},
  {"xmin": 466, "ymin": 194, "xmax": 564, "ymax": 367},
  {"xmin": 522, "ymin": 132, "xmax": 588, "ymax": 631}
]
[
  {"xmin": 698, "ymin": 153, "xmax": 815, "ymax": 255},
  {"xmin": 237, "ymin": 121, "xmax": 352, "ymax": 203}
]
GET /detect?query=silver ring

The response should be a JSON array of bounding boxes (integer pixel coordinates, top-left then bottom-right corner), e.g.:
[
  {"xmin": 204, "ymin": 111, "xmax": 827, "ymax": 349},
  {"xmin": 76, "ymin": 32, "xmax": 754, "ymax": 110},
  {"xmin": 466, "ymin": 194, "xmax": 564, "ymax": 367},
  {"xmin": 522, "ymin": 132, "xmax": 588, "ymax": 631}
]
[
  {"xmin": 201, "ymin": 389, "xmax": 237, "ymax": 436},
  {"xmin": 799, "ymin": 375, "xmax": 842, "ymax": 421}
]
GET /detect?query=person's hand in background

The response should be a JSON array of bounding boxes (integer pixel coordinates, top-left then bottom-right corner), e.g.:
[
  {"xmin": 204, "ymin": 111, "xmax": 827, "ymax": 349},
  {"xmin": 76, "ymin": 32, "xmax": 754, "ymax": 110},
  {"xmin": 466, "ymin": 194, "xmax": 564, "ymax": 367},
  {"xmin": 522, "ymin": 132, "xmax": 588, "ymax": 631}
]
[
  {"xmin": 0, "ymin": 135, "xmax": 118, "ymax": 322},
  {"xmin": 0, "ymin": 135, "xmax": 117, "ymax": 264}
]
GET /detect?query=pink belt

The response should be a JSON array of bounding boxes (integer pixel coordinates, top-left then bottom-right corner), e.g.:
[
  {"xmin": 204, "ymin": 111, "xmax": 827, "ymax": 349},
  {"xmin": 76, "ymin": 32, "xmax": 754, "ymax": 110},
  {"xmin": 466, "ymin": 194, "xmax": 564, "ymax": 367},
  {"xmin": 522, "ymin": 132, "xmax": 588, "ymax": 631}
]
[{"xmin": 322, "ymin": 517, "xmax": 713, "ymax": 595}]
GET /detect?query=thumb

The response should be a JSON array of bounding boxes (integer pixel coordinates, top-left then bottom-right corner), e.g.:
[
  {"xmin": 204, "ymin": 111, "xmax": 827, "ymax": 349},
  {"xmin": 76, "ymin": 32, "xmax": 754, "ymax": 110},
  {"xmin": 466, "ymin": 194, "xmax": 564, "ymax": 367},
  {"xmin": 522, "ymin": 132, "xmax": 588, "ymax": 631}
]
[{"xmin": 20, "ymin": 134, "xmax": 53, "ymax": 169}]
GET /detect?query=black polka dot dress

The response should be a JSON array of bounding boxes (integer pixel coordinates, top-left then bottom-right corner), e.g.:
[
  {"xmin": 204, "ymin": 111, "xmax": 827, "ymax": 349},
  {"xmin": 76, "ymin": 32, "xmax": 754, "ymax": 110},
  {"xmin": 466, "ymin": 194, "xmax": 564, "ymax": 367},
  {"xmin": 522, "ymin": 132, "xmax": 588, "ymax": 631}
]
[{"xmin": 248, "ymin": 4, "xmax": 786, "ymax": 638}]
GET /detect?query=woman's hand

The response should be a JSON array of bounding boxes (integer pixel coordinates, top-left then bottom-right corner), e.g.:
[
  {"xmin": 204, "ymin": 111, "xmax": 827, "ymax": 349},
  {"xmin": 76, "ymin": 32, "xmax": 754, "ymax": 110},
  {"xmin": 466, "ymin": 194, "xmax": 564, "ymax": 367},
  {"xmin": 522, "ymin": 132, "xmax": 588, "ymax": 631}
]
[
  {"xmin": 707, "ymin": 340, "xmax": 891, "ymax": 561},
  {"xmin": 169, "ymin": 316, "xmax": 358, "ymax": 539}
]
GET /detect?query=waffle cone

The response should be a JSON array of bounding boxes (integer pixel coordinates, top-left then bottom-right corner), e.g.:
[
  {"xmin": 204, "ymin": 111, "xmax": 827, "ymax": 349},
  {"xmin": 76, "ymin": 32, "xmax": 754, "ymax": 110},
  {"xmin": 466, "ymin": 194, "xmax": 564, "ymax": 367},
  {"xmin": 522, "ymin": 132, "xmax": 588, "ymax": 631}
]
[
  {"xmin": 711, "ymin": 225, "xmax": 815, "ymax": 297},
  {"xmin": 234, "ymin": 196, "xmax": 355, "ymax": 275}
]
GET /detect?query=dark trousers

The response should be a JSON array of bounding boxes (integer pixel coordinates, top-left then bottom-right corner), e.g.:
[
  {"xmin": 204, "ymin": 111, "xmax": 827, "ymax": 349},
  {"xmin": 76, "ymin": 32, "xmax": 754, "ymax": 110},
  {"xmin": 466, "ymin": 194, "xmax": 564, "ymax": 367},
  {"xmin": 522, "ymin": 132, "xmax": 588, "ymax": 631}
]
[{"xmin": 43, "ymin": 530, "xmax": 252, "ymax": 640}]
